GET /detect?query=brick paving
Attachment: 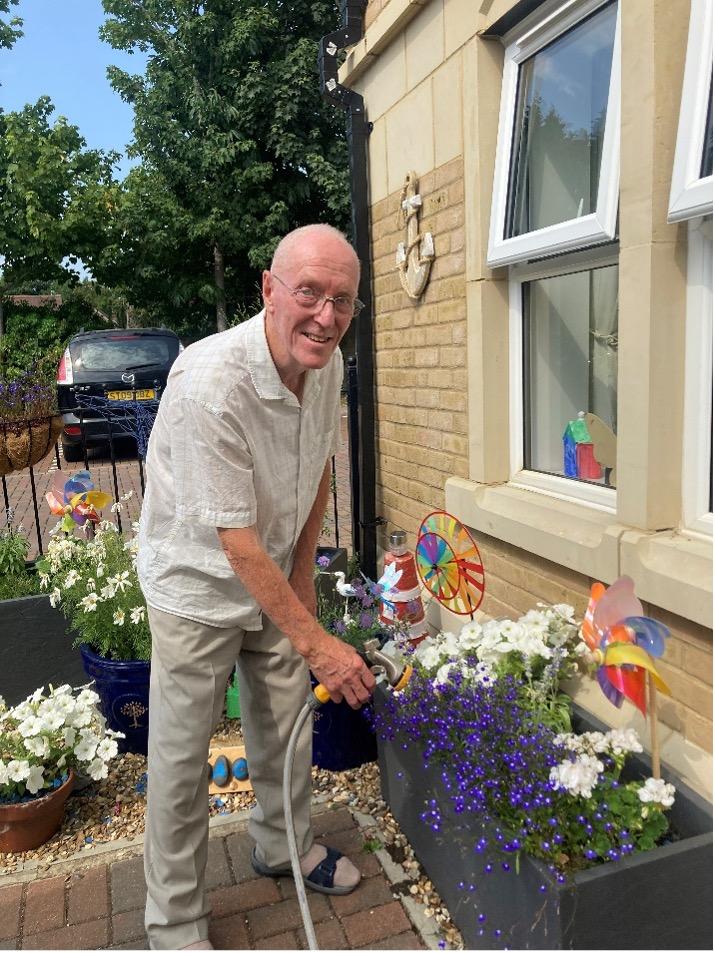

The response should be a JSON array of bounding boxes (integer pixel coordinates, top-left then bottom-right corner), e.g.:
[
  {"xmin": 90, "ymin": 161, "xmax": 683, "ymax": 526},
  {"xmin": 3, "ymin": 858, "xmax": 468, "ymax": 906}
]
[
  {"xmin": 0, "ymin": 809, "xmax": 428, "ymax": 950},
  {"xmin": 2, "ymin": 408, "xmax": 352, "ymax": 560}
]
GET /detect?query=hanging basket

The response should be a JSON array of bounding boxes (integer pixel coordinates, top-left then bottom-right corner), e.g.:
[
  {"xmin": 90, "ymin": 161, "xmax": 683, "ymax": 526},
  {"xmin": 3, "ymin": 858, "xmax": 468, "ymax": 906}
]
[
  {"xmin": 0, "ymin": 770, "xmax": 75, "ymax": 853},
  {"xmin": 0, "ymin": 415, "xmax": 63, "ymax": 477}
]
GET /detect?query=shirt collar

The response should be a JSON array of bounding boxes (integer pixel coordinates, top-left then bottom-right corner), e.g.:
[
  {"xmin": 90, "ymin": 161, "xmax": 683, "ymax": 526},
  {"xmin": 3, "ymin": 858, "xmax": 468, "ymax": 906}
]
[{"xmin": 247, "ymin": 310, "xmax": 322, "ymax": 407}]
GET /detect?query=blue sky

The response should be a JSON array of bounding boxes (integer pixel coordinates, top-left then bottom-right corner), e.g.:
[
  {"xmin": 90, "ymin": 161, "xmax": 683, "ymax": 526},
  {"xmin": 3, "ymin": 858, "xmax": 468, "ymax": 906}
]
[{"xmin": 0, "ymin": 0, "xmax": 147, "ymax": 179}]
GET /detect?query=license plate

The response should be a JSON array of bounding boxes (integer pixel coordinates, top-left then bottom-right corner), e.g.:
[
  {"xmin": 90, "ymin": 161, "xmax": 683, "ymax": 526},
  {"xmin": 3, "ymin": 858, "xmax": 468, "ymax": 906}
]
[{"xmin": 106, "ymin": 389, "xmax": 155, "ymax": 401}]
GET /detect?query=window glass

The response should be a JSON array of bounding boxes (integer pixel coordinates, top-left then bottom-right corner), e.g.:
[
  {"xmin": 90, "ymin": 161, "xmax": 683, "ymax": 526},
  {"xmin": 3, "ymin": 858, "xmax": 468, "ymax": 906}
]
[
  {"xmin": 701, "ymin": 78, "xmax": 713, "ymax": 180},
  {"xmin": 523, "ymin": 264, "xmax": 618, "ymax": 485},
  {"xmin": 506, "ymin": 1, "xmax": 618, "ymax": 237},
  {"xmin": 73, "ymin": 337, "xmax": 176, "ymax": 372}
]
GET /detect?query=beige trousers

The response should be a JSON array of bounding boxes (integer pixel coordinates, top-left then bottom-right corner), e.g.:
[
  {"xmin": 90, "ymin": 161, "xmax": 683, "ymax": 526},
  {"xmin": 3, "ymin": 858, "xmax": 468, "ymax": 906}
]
[{"xmin": 144, "ymin": 606, "xmax": 314, "ymax": 950}]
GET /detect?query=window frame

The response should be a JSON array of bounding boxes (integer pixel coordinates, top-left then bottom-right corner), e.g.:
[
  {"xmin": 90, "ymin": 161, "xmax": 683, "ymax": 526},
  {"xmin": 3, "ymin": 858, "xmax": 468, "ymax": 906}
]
[
  {"xmin": 668, "ymin": 0, "xmax": 713, "ymax": 223},
  {"xmin": 681, "ymin": 218, "xmax": 713, "ymax": 535},
  {"xmin": 508, "ymin": 245, "xmax": 619, "ymax": 511},
  {"xmin": 488, "ymin": 0, "xmax": 621, "ymax": 267}
]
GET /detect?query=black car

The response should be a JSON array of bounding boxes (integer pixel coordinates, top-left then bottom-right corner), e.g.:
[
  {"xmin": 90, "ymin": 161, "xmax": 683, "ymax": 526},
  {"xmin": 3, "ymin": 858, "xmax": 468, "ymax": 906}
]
[{"xmin": 57, "ymin": 328, "xmax": 182, "ymax": 461}]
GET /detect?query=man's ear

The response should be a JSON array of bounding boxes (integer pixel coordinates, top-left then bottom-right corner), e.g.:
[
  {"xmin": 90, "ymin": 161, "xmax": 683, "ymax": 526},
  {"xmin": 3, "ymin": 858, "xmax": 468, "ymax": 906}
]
[{"xmin": 261, "ymin": 270, "xmax": 273, "ymax": 312}]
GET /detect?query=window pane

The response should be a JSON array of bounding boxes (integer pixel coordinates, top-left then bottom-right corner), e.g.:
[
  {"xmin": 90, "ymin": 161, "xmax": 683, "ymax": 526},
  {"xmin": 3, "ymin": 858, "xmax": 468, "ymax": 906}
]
[
  {"xmin": 506, "ymin": 1, "xmax": 618, "ymax": 238},
  {"xmin": 523, "ymin": 265, "xmax": 618, "ymax": 486},
  {"xmin": 701, "ymin": 77, "xmax": 713, "ymax": 179}
]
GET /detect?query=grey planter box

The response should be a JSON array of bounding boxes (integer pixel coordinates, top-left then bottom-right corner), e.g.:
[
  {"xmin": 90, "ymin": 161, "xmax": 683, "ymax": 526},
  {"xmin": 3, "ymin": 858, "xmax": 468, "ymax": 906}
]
[
  {"xmin": 315, "ymin": 545, "xmax": 348, "ymax": 608},
  {"xmin": 0, "ymin": 595, "xmax": 87, "ymax": 706},
  {"xmin": 375, "ymin": 684, "xmax": 713, "ymax": 950}
]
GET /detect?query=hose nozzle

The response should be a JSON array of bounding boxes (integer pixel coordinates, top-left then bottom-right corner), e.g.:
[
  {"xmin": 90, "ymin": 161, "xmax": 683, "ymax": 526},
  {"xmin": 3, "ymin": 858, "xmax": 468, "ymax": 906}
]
[{"xmin": 361, "ymin": 639, "xmax": 412, "ymax": 692}]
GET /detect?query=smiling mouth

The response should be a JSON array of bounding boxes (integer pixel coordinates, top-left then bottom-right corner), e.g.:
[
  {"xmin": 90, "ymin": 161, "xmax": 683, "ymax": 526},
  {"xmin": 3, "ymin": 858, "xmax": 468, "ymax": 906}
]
[{"xmin": 302, "ymin": 331, "xmax": 331, "ymax": 344}]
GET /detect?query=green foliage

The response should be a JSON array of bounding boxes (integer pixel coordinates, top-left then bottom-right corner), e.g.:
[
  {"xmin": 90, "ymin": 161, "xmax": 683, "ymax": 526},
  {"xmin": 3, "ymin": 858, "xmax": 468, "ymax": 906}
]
[
  {"xmin": 0, "ymin": 516, "xmax": 40, "ymax": 600},
  {"xmin": 361, "ymin": 837, "xmax": 382, "ymax": 854},
  {"xmin": 35, "ymin": 523, "xmax": 151, "ymax": 662},
  {"xmin": 96, "ymin": 0, "xmax": 352, "ymax": 336},
  {"xmin": 0, "ymin": 0, "xmax": 22, "ymax": 56},
  {"xmin": 0, "ymin": 293, "xmax": 108, "ymax": 383},
  {"xmin": 0, "ymin": 98, "xmax": 118, "ymax": 294}
]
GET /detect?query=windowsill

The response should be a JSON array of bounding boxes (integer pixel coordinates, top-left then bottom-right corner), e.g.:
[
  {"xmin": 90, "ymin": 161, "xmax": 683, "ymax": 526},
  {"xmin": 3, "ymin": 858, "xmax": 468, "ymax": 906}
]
[{"xmin": 445, "ymin": 477, "xmax": 713, "ymax": 627}]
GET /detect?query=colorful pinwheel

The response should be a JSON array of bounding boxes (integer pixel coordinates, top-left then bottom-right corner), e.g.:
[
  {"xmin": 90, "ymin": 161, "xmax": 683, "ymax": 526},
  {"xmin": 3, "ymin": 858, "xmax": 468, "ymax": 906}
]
[
  {"xmin": 581, "ymin": 576, "xmax": 671, "ymax": 717},
  {"xmin": 415, "ymin": 511, "xmax": 485, "ymax": 616},
  {"xmin": 45, "ymin": 469, "xmax": 112, "ymax": 533}
]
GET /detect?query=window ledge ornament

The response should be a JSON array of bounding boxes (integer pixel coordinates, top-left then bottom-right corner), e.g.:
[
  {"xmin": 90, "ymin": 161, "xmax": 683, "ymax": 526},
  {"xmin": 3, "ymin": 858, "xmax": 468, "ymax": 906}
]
[{"xmin": 395, "ymin": 171, "xmax": 435, "ymax": 300}]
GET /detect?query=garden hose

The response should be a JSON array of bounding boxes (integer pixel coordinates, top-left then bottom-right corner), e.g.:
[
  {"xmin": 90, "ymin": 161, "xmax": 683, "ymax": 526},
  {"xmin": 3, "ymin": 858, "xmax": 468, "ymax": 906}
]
[{"xmin": 283, "ymin": 641, "xmax": 412, "ymax": 951}]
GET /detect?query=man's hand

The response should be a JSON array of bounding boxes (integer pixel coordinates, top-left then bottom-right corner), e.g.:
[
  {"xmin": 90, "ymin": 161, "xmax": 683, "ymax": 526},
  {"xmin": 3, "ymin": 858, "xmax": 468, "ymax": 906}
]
[
  {"xmin": 306, "ymin": 631, "xmax": 376, "ymax": 709},
  {"xmin": 289, "ymin": 567, "xmax": 317, "ymax": 618}
]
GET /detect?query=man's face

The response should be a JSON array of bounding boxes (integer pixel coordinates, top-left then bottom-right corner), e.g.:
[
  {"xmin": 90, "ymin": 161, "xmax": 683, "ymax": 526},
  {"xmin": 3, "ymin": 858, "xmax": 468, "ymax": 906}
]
[{"xmin": 262, "ymin": 234, "xmax": 359, "ymax": 383}]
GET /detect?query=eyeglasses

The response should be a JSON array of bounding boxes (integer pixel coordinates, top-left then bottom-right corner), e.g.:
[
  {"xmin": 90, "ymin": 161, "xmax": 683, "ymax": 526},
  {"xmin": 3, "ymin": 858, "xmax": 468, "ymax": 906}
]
[{"xmin": 271, "ymin": 273, "xmax": 364, "ymax": 318}]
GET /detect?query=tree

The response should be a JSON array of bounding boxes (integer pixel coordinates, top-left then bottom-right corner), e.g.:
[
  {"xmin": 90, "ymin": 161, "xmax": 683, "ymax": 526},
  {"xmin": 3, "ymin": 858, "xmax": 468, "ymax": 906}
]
[
  {"xmin": 0, "ymin": 0, "xmax": 22, "ymax": 58},
  {"xmin": 0, "ymin": 98, "xmax": 119, "ymax": 335},
  {"xmin": 100, "ymin": 0, "xmax": 351, "ymax": 333}
]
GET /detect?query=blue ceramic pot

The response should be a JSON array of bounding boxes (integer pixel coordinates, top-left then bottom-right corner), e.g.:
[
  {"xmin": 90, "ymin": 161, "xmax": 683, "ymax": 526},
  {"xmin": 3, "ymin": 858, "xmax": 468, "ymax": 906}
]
[
  {"xmin": 79, "ymin": 645, "xmax": 150, "ymax": 755},
  {"xmin": 310, "ymin": 673, "xmax": 377, "ymax": 772}
]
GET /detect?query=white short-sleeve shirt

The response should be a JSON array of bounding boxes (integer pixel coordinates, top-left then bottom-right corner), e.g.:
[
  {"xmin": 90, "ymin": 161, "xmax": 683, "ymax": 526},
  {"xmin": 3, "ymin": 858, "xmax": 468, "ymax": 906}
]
[{"xmin": 137, "ymin": 311, "xmax": 343, "ymax": 628}]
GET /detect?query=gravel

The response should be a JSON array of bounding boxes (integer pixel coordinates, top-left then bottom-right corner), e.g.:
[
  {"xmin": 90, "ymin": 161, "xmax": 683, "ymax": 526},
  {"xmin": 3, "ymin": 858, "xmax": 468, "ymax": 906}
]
[{"xmin": 0, "ymin": 714, "xmax": 464, "ymax": 949}]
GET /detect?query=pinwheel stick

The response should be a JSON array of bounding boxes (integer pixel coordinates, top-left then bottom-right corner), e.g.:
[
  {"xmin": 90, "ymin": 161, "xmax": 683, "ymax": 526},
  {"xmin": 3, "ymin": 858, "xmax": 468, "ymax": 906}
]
[{"xmin": 648, "ymin": 673, "xmax": 661, "ymax": 780}]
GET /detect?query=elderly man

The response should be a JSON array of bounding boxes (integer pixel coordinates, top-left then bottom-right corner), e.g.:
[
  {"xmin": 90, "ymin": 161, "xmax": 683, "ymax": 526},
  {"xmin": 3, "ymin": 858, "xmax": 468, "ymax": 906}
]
[{"xmin": 137, "ymin": 224, "xmax": 375, "ymax": 950}]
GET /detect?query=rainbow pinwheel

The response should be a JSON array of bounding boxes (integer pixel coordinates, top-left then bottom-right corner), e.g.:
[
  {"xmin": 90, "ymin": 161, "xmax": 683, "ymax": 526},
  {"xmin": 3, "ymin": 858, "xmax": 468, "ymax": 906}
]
[
  {"xmin": 581, "ymin": 576, "xmax": 671, "ymax": 717},
  {"xmin": 45, "ymin": 469, "xmax": 112, "ymax": 533},
  {"xmin": 415, "ymin": 510, "xmax": 485, "ymax": 616}
]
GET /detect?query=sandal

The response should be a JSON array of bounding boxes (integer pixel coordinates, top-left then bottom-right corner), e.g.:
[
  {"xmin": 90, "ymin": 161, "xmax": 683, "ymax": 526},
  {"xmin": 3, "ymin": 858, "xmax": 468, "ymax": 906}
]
[{"xmin": 250, "ymin": 845, "xmax": 358, "ymax": 896}]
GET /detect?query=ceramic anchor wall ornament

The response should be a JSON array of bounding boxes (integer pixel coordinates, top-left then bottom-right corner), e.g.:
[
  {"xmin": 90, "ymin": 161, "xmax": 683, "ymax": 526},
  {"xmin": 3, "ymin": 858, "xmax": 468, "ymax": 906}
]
[{"xmin": 395, "ymin": 171, "xmax": 435, "ymax": 300}]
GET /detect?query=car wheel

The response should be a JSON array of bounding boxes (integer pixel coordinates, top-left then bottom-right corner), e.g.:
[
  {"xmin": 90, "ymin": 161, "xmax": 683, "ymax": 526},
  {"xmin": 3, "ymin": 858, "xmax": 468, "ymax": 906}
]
[{"xmin": 61, "ymin": 440, "xmax": 85, "ymax": 463}]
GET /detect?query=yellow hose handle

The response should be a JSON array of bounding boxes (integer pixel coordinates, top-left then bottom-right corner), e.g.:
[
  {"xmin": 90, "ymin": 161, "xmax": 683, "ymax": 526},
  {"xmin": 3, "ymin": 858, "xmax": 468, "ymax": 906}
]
[
  {"xmin": 313, "ymin": 663, "xmax": 412, "ymax": 705},
  {"xmin": 393, "ymin": 664, "xmax": 412, "ymax": 693},
  {"xmin": 313, "ymin": 683, "xmax": 332, "ymax": 705}
]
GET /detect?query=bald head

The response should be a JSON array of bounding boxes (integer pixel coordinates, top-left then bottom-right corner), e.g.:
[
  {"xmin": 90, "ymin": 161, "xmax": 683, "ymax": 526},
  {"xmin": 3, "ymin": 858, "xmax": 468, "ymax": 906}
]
[{"xmin": 271, "ymin": 224, "xmax": 360, "ymax": 280}]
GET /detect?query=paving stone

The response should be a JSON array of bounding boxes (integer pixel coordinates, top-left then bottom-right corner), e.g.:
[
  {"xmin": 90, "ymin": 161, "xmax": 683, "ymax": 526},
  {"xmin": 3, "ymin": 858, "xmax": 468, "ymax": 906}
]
[
  {"xmin": 253, "ymin": 929, "xmax": 299, "ymax": 949},
  {"xmin": 366, "ymin": 930, "xmax": 424, "ymax": 949},
  {"xmin": 329, "ymin": 875, "xmax": 395, "ymax": 917},
  {"xmin": 23, "ymin": 877, "xmax": 65, "ymax": 936},
  {"xmin": 342, "ymin": 901, "xmax": 412, "ymax": 948},
  {"xmin": 20, "ymin": 918, "xmax": 109, "ymax": 949},
  {"xmin": 0, "ymin": 940, "xmax": 18, "ymax": 950},
  {"xmin": 246, "ymin": 894, "xmax": 329, "ymax": 940},
  {"xmin": 0, "ymin": 884, "xmax": 23, "ymax": 941},
  {"xmin": 209, "ymin": 879, "xmax": 281, "ymax": 918},
  {"xmin": 316, "ymin": 826, "xmax": 364, "ymax": 856},
  {"xmin": 111, "ymin": 940, "xmax": 149, "ymax": 951},
  {"xmin": 111, "ymin": 907, "xmax": 146, "ymax": 945},
  {"xmin": 110, "ymin": 855, "xmax": 147, "ymax": 914},
  {"xmin": 205, "ymin": 838, "xmax": 232, "ymax": 890},
  {"xmin": 348, "ymin": 851, "xmax": 381, "ymax": 878},
  {"xmin": 67, "ymin": 865, "xmax": 109, "ymax": 924},
  {"xmin": 208, "ymin": 912, "xmax": 250, "ymax": 950},
  {"xmin": 311, "ymin": 808, "xmax": 356, "ymax": 837},
  {"xmin": 297, "ymin": 914, "xmax": 349, "ymax": 949},
  {"xmin": 224, "ymin": 830, "xmax": 260, "ymax": 884}
]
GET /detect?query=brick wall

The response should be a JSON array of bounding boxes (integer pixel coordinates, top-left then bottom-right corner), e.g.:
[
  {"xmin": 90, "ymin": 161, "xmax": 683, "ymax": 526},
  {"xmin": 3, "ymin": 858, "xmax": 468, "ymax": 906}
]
[{"xmin": 371, "ymin": 156, "xmax": 468, "ymax": 542}]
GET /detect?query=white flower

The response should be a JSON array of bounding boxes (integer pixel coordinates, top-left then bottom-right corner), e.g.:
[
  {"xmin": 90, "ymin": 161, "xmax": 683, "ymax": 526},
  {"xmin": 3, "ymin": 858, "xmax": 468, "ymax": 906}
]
[
  {"xmin": 113, "ymin": 609, "xmax": 125, "ymax": 626},
  {"xmin": 74, "ymin": 736, "xmax": 98, "ymax": 761},
  {"xmin": 108, "ymin": 571, "xmax": 132, "ymax": 593},
  {"xmin": 637, "ymin": 777, "xmax": 676, "ymax": 808},
  {"xmin": 606, "ymin": 728, "xmax": 643, "ymax": 755},
  {"xmin": 64, "ymin": 570, "xmax": 80, "ymax": 589},
  {"xmin": 80, "ymin": 592, "xmax": 99, "ymax": 612},
  {"xmin": 76, "ymin": 689, "xmax": 100, "ymax": 707},
  {"xmin": 24, "ymin": 735, "xmax": 50, "ymax": 758},
  {"xmin": 88, "ymin": 757, "xmax": 109, "ymax": 781},
  {"xmin": 459, "ymin": 621, "xmax": 483, "ymax": 650},
  {"xmin": 39, "ymin": 572, "xmax": 49, "ymax": 590},
  {"xmin": 100, "ymin": 583, "xmax": 117, "ymax": 600},
  {"xmin": 96, "ymin": 562, "xmax": 106, "ymax": 578},
  {"xmin": 49, "ymin": 587, "xmax": 61, "ymax": 608},
  {"xmin": 86, "ymin": 578, "xmax": 96, "ymax": 593},
  {"xmin": 96, "ymin": 737, "xmax": 118, "ymax": 761},
  {"xmin": 549, "ymin": 754, "xmax": 604, "ymax": 799},
  {"xmin": 130, "ymin": 606, "xmax": 146, "ymax": 624},
  {"xmin": 7, "ymin": 759, "xmax": 30, "ymax": 782},
  {"xmin": 25, "ymin": 765, "xmax": 45, "ymax": 795},
  {"xmin": 0, "ymin": 761, "xmax": 9, "ymax": 785},
  {"xmin": 62, "ymin": 726, "xmax": 77, "ymax": 747},
  {"xmin": 17, "ymin": 715, "xmax": 43, "ymax": 737}
]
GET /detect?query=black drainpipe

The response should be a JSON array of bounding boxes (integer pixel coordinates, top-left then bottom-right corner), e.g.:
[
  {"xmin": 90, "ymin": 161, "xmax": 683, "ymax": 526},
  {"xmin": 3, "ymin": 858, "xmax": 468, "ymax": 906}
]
[{"xmin": 319, "ymin": 0, "xmax": 382, "ymax": 579}]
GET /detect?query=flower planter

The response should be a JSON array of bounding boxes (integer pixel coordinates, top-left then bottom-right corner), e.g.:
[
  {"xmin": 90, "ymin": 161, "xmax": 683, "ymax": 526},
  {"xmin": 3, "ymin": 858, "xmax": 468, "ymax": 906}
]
[
  {"xmin": 311, "ymin": 674, "xmax": 376, "ymax": 771},
  {"xmin": 0, "ymin": 595, "xmax": 88, "ymax": 706},
  {"xmin": 0, "ymin": 415, "xmax": 62, "ymax": 476},
  {"xmin": 0, "ymin": 770, "xmax": 75, "ymax": 853},
  {"xmin": 315, "ymin": 545, "xmax": 348, "ymax": 608},
  {"xmin": 79, "ymin": 645, "xmax": 150, "ymax": 756},
  {"xmin": 375, "ymin": 684, "xmax": 713, "ymax": 950}
]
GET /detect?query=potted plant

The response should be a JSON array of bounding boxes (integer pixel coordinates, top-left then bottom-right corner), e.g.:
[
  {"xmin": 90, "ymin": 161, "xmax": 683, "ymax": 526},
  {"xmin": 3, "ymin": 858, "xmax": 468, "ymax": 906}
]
[
  {"xmin": 0, "ymin": 366, "xmax": 62, "ymax": 476},
  {"xmin": 0, "ymin": 682, "xmax": 124, "ymax": 852},
  {"xmin": 312, "ymin": 559, "xmax": 402, "ymax": 771},
  {"xmin": 35, "ymin": 516, "xmax": 151, "ymax": 755},
  {"xmin": 374, "ymin": 608, "xmax": 713, "ymax": 949}
]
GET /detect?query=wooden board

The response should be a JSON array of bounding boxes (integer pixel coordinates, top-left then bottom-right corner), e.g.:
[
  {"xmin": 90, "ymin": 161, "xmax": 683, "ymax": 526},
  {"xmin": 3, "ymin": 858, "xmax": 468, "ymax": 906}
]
[{"xmin": 208, "ymin": 744, "xmax": 253, "ymax": 795}]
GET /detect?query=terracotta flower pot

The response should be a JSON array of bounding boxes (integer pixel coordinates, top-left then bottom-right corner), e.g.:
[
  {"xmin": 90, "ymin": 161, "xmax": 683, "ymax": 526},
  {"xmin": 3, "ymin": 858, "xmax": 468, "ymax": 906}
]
[
  {"xmin": 0, "ymin": 770, "xmax": 75, "ymax": 853},
  {"xmin": 0, "ymin": 415, "xmax": 63, "ymax": 477}
]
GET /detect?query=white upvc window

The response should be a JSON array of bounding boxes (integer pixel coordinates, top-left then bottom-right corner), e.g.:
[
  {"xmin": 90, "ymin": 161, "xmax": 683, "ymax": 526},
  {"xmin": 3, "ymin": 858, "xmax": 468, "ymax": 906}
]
[
  {"xmin": 682, "ymin": 218, "xmax": 713, "ymax": 535},
  {"xmin": 508, "ymin": 247, "xmax": 619, "ymax": 510},
  {"xmin": 488, "ymin": 0, "xmax": 620, "ymax": 267},
  {"xmin": 668, "ymin": 0, "xmax": 713, "ymax": 224}
]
